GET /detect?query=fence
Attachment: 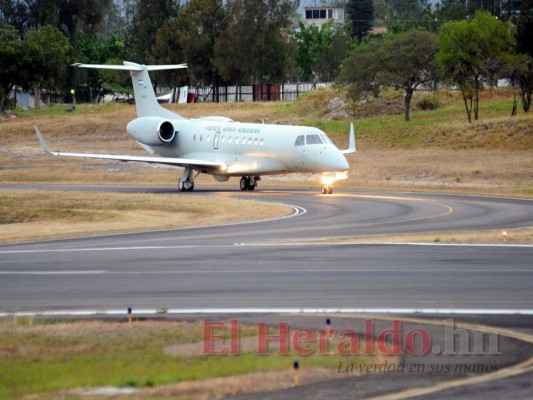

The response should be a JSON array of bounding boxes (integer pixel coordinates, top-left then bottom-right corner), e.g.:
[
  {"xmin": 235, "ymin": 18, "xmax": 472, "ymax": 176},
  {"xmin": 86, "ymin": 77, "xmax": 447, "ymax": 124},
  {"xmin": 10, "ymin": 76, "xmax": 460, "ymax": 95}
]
[{"xmin": 176, "ymin": 82, "xmax": 333, "ymax": 103}]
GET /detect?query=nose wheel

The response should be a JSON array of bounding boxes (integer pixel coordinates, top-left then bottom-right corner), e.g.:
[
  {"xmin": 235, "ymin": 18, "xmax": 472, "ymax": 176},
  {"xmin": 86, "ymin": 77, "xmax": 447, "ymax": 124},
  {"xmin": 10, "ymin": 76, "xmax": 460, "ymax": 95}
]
[{"xmin": 321, "ymin": 184, "xmax": 333, "ymax": 195}]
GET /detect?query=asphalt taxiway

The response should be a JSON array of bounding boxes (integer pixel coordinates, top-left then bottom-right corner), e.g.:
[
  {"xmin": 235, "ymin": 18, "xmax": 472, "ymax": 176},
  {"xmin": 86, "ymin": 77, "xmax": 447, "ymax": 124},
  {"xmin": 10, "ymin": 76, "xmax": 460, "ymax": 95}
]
[
  {"xmin": 1, "ymin": 186, "xmax": 532, "ymax": 399},
  {"xmin": 0, "ymin": 186, "xmax": 531, "ymax": 313}
]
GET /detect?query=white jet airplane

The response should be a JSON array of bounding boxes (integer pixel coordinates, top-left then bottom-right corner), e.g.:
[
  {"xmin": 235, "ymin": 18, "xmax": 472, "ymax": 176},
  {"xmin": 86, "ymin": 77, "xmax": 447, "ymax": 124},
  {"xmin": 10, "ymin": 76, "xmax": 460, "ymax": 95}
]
[{"xmin": 35, "ymin": 61, "xmax": 355, "ymax": 194}]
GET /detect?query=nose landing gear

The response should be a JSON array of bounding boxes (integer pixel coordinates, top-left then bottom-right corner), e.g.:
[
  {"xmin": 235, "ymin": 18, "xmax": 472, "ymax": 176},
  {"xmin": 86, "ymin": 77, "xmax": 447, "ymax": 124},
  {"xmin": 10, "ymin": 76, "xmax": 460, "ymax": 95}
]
[{"xmin": 321, "ymin": 184, "xmax": 334, "ymax": 195}]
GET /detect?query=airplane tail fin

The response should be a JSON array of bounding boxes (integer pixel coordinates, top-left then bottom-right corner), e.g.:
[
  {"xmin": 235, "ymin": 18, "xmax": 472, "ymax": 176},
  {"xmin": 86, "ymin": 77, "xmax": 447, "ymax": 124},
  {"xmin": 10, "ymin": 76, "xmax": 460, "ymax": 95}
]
[{"xmin": 73, "ymin": 61, "xmax": 187, "ymax": 119}]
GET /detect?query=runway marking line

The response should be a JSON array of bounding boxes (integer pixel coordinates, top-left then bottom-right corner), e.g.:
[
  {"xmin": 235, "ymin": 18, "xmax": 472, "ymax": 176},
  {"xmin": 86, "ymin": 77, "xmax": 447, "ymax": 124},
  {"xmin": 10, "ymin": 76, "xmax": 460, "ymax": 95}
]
[{"xmin": 2, "ymin": 241, "xmax": 531, "ymax": 255}]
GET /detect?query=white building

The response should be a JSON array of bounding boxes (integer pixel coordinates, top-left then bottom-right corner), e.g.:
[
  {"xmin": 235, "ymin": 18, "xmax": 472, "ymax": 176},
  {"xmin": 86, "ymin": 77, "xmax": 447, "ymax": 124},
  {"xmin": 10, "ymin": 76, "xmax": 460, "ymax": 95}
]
[{"xmin": 300, "ymin": 0, "xmax": 345, "ymax": 28}]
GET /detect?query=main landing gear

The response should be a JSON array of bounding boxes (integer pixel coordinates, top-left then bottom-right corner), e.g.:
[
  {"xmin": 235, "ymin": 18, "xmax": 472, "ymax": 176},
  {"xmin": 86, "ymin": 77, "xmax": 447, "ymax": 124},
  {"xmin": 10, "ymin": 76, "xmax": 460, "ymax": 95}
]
[
  {"xmin": 178, "ymin": 167, "xmax": 195, "ymax": 192},
  {"xmin": 321, "ymin": 184, "xmax": 334, "ymax": 195},
  {"xmin": 240, "ymin": 176, "xmax": 260, "ymax": 191}
]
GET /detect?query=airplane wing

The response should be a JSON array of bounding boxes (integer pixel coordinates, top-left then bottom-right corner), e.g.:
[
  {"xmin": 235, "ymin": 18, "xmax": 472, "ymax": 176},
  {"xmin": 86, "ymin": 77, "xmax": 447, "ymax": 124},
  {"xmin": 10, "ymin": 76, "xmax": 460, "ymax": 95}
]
[
  {"xmin": 34, "ymin": 125, "xmax": 225, "ymax": 171},
  {"xmin": 341, "ymin": 123, "xmax": 356, "ymax": 154}
]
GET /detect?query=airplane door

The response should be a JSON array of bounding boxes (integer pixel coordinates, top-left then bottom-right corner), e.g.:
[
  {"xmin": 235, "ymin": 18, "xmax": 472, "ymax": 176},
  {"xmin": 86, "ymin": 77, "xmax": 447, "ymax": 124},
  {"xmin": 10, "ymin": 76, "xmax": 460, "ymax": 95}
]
[{"xmin": 213, "ymin": 131, "xmax": 220, "ymax": 149}]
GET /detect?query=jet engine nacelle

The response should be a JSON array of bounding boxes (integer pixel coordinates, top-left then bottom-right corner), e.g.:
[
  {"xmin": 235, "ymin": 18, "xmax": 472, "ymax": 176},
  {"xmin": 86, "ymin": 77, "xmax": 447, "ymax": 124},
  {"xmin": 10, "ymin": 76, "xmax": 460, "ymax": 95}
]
[{"xmin": 126, "ymin": 117, "xmax": 176, "ymax": 146}]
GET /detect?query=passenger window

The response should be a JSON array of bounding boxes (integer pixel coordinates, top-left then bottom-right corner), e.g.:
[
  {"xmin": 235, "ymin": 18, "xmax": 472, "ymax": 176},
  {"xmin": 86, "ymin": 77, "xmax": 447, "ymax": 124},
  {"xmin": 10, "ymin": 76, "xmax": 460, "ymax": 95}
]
[
  {"xmin": 199, "ymin": 135, "xmax": 203, "ymax": 142},
  {"xmin": 295, "ymin": 135, "xmax": 305, "ymax": 146},
  {"xmin": 306, "ymin": 134, "xmax": 323, "ymax": 145},
  {"xmin": 193, "ymin": 134, "xmax": 196, "ymax": 141}
]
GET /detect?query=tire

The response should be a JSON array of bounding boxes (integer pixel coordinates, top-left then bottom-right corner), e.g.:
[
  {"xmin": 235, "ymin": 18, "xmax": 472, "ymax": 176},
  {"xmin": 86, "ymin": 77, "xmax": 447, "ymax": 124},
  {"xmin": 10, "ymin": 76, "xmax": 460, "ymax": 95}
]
[{"xmin": 240, "ymin": 176, "xmax": 249, "ymax": 191}]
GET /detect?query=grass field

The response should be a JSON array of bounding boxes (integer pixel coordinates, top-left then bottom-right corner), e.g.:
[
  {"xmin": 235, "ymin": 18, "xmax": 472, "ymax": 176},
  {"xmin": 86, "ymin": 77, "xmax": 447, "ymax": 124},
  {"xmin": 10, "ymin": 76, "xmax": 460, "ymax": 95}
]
[
  {"xmin": 0, "ymin": 318, "xmax": 377, "ymax": 399},
  {"xmin": 0, "ymin": 190, "xmax": 290, "ymax": 243}
]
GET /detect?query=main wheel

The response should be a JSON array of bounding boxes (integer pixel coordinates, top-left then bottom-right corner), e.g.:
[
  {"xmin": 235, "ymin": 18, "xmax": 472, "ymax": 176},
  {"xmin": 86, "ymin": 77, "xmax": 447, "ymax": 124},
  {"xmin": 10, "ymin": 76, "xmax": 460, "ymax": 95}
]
[
  {"xmin": 178, "ymin": 180, "xmax": 186, "ymax": 192},
  {"xmin": 240, "ymin": 176, "xmax": 250, "ymax": 191},
  {"xmin": 321, "ymin": 185, "xmax": 327, "ymax": 194},
  {"xmin": 327, "ymin": 185, "xmax": 333, "ymax": 194},
  {"xmin": 186, "ymin": 182, "xmax": 194, "ymax": 192}
]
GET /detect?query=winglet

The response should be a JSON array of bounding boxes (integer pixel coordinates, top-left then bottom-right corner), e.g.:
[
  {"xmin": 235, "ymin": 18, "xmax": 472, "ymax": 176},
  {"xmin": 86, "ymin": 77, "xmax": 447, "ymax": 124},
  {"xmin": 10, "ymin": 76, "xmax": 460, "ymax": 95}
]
[
  {"xmin": 341, "ymin": 123, "xmax": 356, "ymax": 154},
  {"xmin": 33, "ymin": 125, "xmax": 57, "ymax": 156}
]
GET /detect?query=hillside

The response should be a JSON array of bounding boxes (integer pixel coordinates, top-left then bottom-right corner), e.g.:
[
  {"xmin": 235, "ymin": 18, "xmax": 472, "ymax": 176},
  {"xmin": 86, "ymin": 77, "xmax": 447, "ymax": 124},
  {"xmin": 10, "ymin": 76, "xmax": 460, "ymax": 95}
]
[{"xmin": 0, "ymin": 87, "xmax": 531, "ymax": 197}]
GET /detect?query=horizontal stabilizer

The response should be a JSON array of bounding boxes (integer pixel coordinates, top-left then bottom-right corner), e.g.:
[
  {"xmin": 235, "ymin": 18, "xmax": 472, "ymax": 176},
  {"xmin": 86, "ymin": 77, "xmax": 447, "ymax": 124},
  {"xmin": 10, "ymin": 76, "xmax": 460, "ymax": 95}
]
[{"xmin": 72, "ymin": 62, "xmax": 187, "ymax": 72}]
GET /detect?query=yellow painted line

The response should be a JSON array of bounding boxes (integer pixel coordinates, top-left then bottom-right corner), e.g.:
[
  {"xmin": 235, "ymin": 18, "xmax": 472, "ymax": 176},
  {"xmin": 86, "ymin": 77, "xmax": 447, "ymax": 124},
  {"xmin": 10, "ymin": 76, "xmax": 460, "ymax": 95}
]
[{"xmin": 301, "ymin": 313, "xmax": 533, "ymax": 399}]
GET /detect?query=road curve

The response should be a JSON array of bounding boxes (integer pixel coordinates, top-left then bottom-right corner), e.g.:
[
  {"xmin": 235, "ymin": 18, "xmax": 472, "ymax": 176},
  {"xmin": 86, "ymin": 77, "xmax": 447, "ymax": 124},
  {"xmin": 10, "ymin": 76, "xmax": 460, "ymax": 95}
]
[{"xmin": 0, "ymin": 186, "xmax": 532, "ymax": 313}]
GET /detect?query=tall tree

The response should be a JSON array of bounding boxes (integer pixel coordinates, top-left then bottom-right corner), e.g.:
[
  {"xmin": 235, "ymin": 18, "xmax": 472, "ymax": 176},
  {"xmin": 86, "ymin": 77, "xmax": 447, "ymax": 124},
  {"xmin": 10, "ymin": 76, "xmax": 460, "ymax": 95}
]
[
  {"xmin": 437, "ymin": 11, "xmax": 516, "ymax": 123},
  {"xmin": 24, "ymin": 25, "xmax": 71, "ymax": 106},
  {"xmin": 516, "ymin": 0, "xmax": 533, "ymax": 57},
  {"xmin": 506, "ymin": 54, "xmax": 533, "ymax": 113},
  {"xmin": 127, "ymin": 0, "xmax": 179, "ymax": 63},
  {"xmin": 0, "ymin": 22, "xmax": 20, "ymax": 111},
  {"xmin": 338, "ymin": 29, "xmax": 438, "ymax": 121},
  {"xmin": 25, "ymin": 0, "xmax": 113, "ymax": 42},
  {"xmin": 0, "ymin": 24, "xmax": 71, "ymax": 111},
  {"xmin": 294, "ymin": 21, "xmax": 355, "ymax": 82},
  {"xmin": 213, "ymin": 0, "xmax": 297, "ymax": 85},
  {"xmin": 345, "ymin": 0, "xmax": 373, "ymax": 40},
  {"xmin": 152, "ymin": 0, "xmax": 226, "ymax": 87}
]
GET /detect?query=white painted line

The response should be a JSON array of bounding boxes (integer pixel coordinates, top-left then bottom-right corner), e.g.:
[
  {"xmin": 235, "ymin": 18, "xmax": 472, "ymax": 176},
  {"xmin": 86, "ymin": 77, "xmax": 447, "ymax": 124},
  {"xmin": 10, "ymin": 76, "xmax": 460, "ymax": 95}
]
[
  {"xmin": 1, "ymin": 241, "xmax": 531, "ymax": 255},
  {"xmin": 0, "ymin": 270, "xmax": 107, "ymax": 275},
  {"xmin": 2, "ymin": 308, "xmax": 533, "ymax": 318}
]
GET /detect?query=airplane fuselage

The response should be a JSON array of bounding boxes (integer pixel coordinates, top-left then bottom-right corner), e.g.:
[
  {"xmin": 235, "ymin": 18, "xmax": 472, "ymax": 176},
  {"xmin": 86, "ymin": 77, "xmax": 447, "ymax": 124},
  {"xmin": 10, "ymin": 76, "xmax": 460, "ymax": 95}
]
[{"xmin": 153, "ymin": 119, "xmax": 349, "ymax": 176}]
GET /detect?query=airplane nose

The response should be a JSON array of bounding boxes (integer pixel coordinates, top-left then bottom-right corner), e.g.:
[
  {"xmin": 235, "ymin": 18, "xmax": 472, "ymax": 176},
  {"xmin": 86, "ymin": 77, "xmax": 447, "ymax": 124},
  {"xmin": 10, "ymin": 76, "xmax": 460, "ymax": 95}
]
[{"xmin": 331, "ymin": 153, "xmax": 349, "ymax": 170}]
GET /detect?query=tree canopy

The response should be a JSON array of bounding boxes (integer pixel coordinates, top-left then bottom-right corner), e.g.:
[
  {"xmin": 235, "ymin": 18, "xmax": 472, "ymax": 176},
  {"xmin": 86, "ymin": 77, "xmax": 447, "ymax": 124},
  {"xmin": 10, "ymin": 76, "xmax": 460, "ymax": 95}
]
[
  {"xmin": 338, "ymin": 29, "xmax": 438, "ymax": 121},
  {"xmin": 436, "ymin": 11, "xmax": 516, "ymax": 122}
]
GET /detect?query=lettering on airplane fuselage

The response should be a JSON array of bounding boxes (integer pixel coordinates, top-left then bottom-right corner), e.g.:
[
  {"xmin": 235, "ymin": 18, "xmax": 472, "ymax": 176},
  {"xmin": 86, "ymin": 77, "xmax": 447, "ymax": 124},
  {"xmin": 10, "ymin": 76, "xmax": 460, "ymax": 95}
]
[{"xmin": 206, "ymin": 126, "xmax": 262, "ymax": 134}]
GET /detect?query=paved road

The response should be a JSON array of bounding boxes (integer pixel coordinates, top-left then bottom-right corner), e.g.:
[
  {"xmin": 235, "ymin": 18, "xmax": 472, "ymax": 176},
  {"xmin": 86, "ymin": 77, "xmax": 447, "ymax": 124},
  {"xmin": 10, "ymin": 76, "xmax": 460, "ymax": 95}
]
[
  {"xmin": 0, "ymin": 186, "xmax": 531, "ymax": 313},
  {"xmin": 1, "ymin": 186, "xmax": 533, "ymax": 399}
]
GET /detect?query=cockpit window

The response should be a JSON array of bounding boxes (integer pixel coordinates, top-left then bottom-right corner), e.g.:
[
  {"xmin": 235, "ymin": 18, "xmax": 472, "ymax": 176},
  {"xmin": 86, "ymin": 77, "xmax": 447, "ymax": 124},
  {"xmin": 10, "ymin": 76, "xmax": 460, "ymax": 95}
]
[
  {"xmin": 295, "ymin": 135, "xmax": 305, "ymax": 146},
  {"xmin": 320, "ymin": 134, "xmax": 333, "ymax": 144},
  {"xmin": 306, "ymin": 134, "xmax": 323, "ymax": 145}
]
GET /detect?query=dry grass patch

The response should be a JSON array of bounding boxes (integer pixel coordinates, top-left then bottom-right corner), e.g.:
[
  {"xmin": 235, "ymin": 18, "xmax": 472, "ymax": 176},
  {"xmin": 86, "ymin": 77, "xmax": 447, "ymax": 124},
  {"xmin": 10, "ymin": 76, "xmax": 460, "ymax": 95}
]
[
  {"xmin": 1, "ymin": 90, "xmax": 532, "ymax": 197},
  {"xmin": 0, "ymin": 190, "xmax": 290, "ymax": 243},
  {"xmin": 0, "ymin": 318, "xmax": 383, "ymax": 400}
]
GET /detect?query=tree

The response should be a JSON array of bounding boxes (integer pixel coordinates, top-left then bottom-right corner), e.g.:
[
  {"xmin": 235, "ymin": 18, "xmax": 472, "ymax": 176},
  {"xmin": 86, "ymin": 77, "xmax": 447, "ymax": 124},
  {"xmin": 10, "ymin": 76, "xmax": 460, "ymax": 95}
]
[
  {"xmin": 293, "ymin": 21, "xmax": 355, "ymax": 82},
  {"xmin": 126, "ymin": 0, "xmax": 179, "ymax": 63},
  {"xmin": 345, "ymin": 0, "xmax": 373, "ymax": 41},
  {"xmin": 0, "ymin": 24, "xmax": 71, "ymax": 111},
  {"xmin": 24, "ymin": 25, "xmax": 71, "ymax": 106},
  {"xmin": 213, "ymin": 0, "xmax": 297, "ymax": 85},
  {"xmin": 338, "ymin": 30, "xmax": 438, "ymax": 121},
  {"xmin": 506, "ymin": 54, "xmax": 533, "ymax": 113},
  {"xmin": 76, "ymin": 32, "xmax": 129, "ymax": 102},
  {"xmin": 0, "ymin": 22, "xmax": 20, "ymax": 111},
  {"xmin": 437, "ymin": 11, "xmax": 516, "ymax": 123},
  {"xmin": 152, "ymin": 0, "xmax": 226, "ymax": 87},
  {"xmin": 516, "ymin": 0, "xmax": 533, "ymax": 57}
]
